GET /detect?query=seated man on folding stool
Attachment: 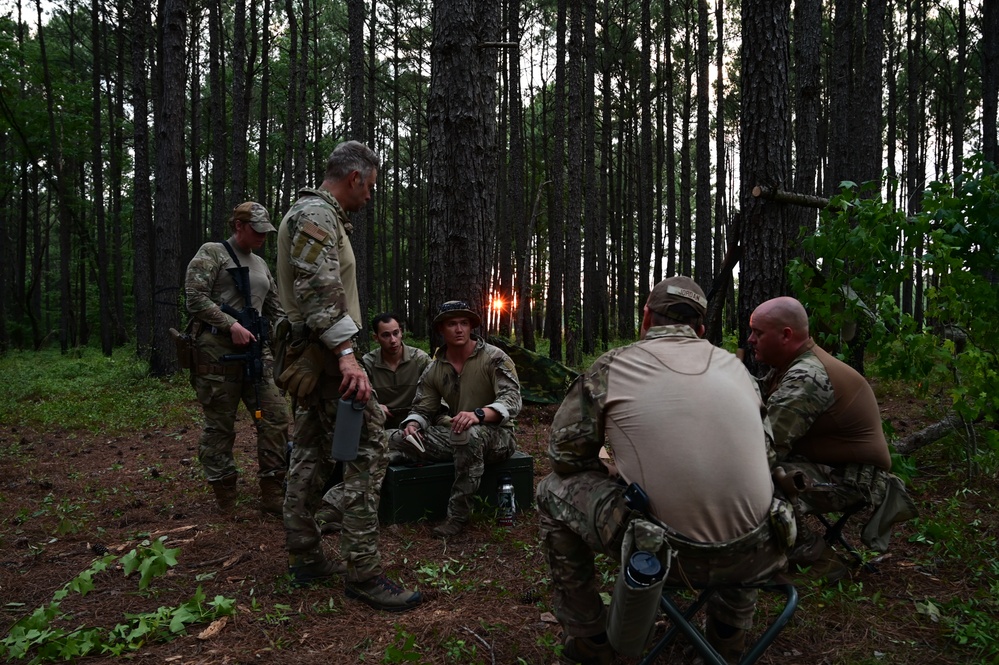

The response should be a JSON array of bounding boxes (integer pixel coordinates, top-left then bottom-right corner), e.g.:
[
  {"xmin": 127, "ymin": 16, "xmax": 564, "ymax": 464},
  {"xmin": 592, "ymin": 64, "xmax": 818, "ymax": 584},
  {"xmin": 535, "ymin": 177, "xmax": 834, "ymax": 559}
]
[
  {"xmin": 748, "ymin": 296, "xmax": 916, "ymax": 578},
  {"xmin": 537, "ymin": 276, "xmax": 789, "ymax": 665}
]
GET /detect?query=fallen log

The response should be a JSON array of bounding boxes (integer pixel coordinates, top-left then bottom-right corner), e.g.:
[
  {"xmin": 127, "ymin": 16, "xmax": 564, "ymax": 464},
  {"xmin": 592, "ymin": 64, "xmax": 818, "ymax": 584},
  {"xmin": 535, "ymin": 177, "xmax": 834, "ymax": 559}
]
[{"xmin": 894, "ymin": 414, "xmax": 965, "ymax": 455}]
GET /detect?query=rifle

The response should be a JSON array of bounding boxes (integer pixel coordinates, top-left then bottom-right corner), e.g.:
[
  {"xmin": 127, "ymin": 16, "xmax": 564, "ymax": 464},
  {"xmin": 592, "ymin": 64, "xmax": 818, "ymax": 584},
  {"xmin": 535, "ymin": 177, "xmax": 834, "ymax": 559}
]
[{"xmin": 219, "ymin": 246, "xmax": 268, "ymax": 420}]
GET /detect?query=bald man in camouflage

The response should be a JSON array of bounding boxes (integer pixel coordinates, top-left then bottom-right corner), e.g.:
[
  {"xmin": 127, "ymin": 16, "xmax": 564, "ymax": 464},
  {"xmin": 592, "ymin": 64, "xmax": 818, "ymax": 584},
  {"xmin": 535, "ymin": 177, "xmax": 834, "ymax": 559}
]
[{"xmin": 749, "ymin": 296, "xmax": 916, "ymax": 575}]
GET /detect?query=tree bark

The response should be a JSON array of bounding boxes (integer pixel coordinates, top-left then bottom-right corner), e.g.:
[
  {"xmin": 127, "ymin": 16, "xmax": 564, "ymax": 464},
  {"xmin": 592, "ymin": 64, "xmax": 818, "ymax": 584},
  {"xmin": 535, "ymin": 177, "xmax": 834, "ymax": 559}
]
[
  {"xmin": 738, "ymin": 0, "xmax": 792, "ymax": 361},
  {"xmin": 694, "ymin": 0, "xmax": 712, "ymax": 287},
  {"xmin": 427, "ymin": 0, "xmax": 500, "ymax": 335},
  {"xmin": 91, "ymin": 0, "xmax": 112, "ymax": 355},
  {"xmin": 983, "ymin": 0, "xmax": 998, "ymax": 165},
  {"xmin": 544, "ymin": 0, "xmax": 567, "ymax": 361},
  {"xmin": 231, "ymin": 0, "xmax": 249, "ymax": 204},
  {"xmin": 131, "ymin": 0, "xmax": 153, "ymax": 360},
  {"xmin": 151, "ymin": 0, "xmax": 187, "ymax": 375}
]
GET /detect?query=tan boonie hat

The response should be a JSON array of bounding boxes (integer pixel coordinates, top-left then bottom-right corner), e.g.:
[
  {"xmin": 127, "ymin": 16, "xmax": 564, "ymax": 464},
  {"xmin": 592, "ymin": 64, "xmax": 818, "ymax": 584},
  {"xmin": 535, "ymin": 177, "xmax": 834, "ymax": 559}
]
[
  {"xmin": 647, "ymin": 275, "xmax": 708, "ymax": 318},
  {"xmin": 432, "ymin": 300, "xmax": 482, "ymax": 329},
  {"xmin": 233, "ymin": 201, "xmax": 277, "ymax": 233}
]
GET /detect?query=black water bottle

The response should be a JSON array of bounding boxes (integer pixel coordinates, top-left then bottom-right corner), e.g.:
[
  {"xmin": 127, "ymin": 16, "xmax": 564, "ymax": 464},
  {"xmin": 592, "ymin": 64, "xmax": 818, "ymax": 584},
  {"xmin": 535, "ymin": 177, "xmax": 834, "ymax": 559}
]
[{"xmin": 331, "ymin": 396, "xmax": 366, "ymax": 461}]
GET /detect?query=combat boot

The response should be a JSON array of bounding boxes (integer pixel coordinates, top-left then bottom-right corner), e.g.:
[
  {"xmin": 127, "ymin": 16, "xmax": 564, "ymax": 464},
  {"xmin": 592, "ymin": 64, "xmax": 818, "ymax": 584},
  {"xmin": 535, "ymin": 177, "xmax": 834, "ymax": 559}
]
[
  {"xmin": 344, "ymin": 574, "xmax": 423, "ymax": 612},
  {"xmin": 315, "ymin": 504, "xmax": 343, "ymax": 534},
  {"xmin": 704, "ymin": 616, "xmax": 746, "ymax": 665},
  {"xmin": 209, "ymin": 473, "xmax": 238, "ymax": 513},
  {"xmin": 559, "ymin": 632, "xmax": 615, "ymax": 665},
  {"xmin": 431, "ymin": 517, "xmax": 467, "ymax": 538},
  {"xmin": 259, "ymin": 473, "xmax": 285, "ymax": 516},
  {"xmin": 288, "ymin": 548, "xmax": 345, "ymax": 587}
]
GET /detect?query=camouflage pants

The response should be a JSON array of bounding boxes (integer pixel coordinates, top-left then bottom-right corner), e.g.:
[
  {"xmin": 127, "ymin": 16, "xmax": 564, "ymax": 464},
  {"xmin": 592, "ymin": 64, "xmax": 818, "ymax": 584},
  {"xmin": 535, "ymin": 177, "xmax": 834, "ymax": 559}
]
[
  {"xmin": 779, "ymin": 460, "xmax": 888, "ymax": 515},
  {"xmin": 536, "ymin": 471, "xmax": 786, "ymax": 637},
  {"xmin": 389, "ymin": 424, "xmax": 515, "ymax": 521},
  {"xmin": 284, "ymin": 382, "xmax": 388, "ymax": 582},
  {"xmin": 192, "ymin": 343, "xmax": 289, "ymax": 482}
]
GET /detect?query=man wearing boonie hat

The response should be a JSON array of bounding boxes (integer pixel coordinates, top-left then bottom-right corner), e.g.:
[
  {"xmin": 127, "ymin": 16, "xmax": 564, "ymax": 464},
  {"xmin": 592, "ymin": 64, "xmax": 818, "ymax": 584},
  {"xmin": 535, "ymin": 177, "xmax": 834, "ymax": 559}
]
[
  {"xmin": 184, "ymin": 201, "xmax": 290, "ymax": 517},
  {"xmin": 396, "ymin": 300, "xmax": 523, "ymax": 538},
  {"xmin": 535, "ymin": 276, "xmax": 788, "ymax": 665}
]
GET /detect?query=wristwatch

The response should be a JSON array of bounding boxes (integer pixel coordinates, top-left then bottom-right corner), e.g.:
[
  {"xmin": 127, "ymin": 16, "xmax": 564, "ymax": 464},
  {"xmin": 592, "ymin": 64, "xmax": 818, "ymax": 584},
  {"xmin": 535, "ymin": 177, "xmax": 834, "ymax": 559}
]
[{"xmin": 474, "ymin": 408, "xmax": 486, "ymax": 424}]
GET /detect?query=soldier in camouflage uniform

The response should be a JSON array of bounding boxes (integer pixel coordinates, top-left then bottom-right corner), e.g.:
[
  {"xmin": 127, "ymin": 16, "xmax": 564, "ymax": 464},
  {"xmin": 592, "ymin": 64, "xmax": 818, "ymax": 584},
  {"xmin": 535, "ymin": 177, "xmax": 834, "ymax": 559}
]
[
  {"xmin": 274, "ymin": 141, "xmax": 421, "ymax": 612},
  {"xmin": 396, "ymin": 300, "xmax": 522, "ymax": 538},
  {"xmin": 313, "ymin": 313, "xmax": 432, "ymax": 533},
  {"xmin": 184, "ymin": 202, "xmax": 290, "ymax": 516},
  {"xmin": 537, "ymin": 277, "xmax": 787, "ymax": 665},
  {"xmin": 749, "ymin": 296, "xmax": 915, "ymax": 570},
  {"xmin": 362, "ymin": 313, "xmax": 432, "ymax": 430}
]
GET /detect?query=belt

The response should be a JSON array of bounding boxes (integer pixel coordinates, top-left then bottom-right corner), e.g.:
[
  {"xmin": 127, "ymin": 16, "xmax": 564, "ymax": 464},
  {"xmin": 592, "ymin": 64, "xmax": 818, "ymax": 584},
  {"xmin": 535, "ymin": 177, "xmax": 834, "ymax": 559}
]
[{"xmin": 193, "ymin": 361, "xmax": 244, "ymax": 377}]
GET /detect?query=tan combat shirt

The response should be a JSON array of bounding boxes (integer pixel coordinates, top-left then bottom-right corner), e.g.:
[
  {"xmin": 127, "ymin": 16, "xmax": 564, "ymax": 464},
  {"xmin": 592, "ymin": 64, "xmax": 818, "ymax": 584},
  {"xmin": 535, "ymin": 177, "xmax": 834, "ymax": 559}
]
[
  {"xmin": 362, "ymin": 345, "xmax": 431, "ymax": 428},
  {"xmin": 548, "ymin": 325, "xmax": 775, "ymax": 543}
]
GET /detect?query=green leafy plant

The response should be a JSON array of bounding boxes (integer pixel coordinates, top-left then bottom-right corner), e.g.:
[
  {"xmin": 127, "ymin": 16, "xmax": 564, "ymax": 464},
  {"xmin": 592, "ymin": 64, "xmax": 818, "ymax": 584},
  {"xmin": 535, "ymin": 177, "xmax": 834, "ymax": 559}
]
[
  {"xmin": 0, "ymin": 552, "xmax": 235, "ymax": 662},
  {"xmin": 120, "ymin": 537, "xmax": 180, "ymax": 590},
  {"xmin": 382, "ymin": 627, "xmax": 424, "ymax": 663},
  {"xmin": 415, "ymin": 558, "xmax": 472, "ymax": 594}
]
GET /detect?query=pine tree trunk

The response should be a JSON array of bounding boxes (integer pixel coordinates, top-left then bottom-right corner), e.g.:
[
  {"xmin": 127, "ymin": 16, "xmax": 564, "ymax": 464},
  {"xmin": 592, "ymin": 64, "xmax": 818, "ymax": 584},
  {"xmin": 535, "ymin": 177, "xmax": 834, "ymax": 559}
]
[{"xmin": 738, "ymin": 0, "xmax": 791, "ymax": 359}]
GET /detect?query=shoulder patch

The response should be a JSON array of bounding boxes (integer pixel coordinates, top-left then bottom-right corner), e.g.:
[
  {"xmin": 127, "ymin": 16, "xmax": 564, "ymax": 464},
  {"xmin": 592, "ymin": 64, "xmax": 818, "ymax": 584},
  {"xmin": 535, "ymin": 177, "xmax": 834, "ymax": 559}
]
[{"xmin": 302, "ymin": 220, "xmax": 329, "ymax": 243}]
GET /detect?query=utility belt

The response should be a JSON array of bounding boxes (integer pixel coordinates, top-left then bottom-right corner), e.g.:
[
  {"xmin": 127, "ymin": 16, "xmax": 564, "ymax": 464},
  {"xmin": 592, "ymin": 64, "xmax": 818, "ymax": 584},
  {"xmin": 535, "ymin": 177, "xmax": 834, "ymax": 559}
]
[
  {"xmin": 656, "ymin": 510, "xmax": 781, "ymax": 559},
  {"xmin": 171, "ymin": 323, "xmax": 246, "ymax": 377},
  {"xmin": 622, "ymin": 482, "xmax": 793, "ymax": 558}
]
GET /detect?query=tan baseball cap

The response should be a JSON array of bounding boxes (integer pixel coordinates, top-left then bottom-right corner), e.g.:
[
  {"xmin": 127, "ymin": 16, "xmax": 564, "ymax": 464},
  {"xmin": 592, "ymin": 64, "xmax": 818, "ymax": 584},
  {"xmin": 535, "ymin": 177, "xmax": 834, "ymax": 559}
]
[
  {"xmin": 233, "ymin": 201, "xmax": 277, "ymax": 233},
  {"xmin": 647, "ymin": 276, "xmax": 708, "ymax": 318}
]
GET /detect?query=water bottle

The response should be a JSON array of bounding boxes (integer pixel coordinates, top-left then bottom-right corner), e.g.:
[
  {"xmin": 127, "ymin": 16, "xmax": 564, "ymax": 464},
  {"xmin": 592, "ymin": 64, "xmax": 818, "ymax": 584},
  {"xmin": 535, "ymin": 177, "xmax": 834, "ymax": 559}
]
[
  {"xmin": 331, "ymin": 396, "xmax": 366, "ymax": 461},
  {"xmin": 606, "ymin": 550, "xmax": 667, "ymax": 657},
  {"xmin": 497, "ymin": 474, "xmax": 516, "ymax": 526}
]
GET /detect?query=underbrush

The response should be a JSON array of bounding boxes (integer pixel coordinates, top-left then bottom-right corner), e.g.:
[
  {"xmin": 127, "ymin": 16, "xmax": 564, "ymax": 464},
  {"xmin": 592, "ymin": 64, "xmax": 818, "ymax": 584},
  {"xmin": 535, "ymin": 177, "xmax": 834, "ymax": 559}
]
[{"xmin": 0, "ymin": 347, "xmax": 197, "ymax": 433}]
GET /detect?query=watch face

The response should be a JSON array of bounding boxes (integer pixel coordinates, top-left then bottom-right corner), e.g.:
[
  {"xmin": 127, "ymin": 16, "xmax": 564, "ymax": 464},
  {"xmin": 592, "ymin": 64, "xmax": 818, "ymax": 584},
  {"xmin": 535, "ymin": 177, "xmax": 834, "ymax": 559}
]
[{"xmin": 474, "ymin": 408, "xmax": 485, "ymax": 422}]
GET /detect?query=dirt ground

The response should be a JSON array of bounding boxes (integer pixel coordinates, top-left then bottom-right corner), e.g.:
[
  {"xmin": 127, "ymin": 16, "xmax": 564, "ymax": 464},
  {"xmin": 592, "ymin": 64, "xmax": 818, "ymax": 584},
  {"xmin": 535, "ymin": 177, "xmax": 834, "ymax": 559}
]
[{"xmin": 1, "ymin": 387, "xmax": 995, "ymax": 664}]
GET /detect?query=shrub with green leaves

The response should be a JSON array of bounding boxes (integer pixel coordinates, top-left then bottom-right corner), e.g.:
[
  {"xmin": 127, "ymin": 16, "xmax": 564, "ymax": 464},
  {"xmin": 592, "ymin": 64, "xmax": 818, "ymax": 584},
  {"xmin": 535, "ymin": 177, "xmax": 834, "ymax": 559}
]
[{"xmin": 789, "ymin": 155, "xmax": 999, "ymax": 472}]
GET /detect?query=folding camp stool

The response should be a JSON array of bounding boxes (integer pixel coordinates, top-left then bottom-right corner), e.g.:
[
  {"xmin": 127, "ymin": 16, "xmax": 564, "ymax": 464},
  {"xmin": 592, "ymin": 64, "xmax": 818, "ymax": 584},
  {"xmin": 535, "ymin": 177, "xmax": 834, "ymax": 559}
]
[
  {"xmin": 637, "ymin": 582, "xmax": 799, "ymax": 665},
  {"xmin": 814, "ymin": 499, "xmax": 877, "ymax": 573}
]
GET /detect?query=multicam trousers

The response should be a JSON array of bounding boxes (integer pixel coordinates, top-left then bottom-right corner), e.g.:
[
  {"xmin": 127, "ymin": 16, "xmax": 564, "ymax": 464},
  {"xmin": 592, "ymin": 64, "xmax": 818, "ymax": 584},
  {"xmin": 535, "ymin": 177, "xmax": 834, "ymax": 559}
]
[
  {"xmin": 535, "ymin": 470, "xmax": 787, "ymax": 638},
  {"xmin": 778, "ymin": 459, "xmax": 888, "ymax": 515},
  {"xmin": 284, "ymin": 380, "xmax": 388, "ymax": 583},
  {"xmin": 192, "ymin": 333, "xmax": 289, "ymax": 482},
  {"xmin": 389, "ymin": 424, "xmax": 516, "ymax": 522}
]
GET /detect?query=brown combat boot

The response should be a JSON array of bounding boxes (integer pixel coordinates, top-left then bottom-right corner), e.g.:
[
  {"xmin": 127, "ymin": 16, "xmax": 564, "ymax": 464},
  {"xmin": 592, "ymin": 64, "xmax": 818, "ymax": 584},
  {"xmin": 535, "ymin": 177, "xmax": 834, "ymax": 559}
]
[
  {"xmin": 209, "ymin": 473, "xmax": 238, "ymax": 513},
  {"xmin": 431, "ymin": 517, "xmax": 467, "ymax": 538},
  {"xmin": 704, "ymin": 616, "xmax": 746, "ymax": 665},
  {"xmin": 289, "ymin": 548, "xmax": 346, "ymax": 587},
  {"xmin": 259, "ymin": 473, "xmax": 285, "ymax": 516},
  {"xmin": 559, "ymin": 632, "xmax": 615, "ymax": 665}
]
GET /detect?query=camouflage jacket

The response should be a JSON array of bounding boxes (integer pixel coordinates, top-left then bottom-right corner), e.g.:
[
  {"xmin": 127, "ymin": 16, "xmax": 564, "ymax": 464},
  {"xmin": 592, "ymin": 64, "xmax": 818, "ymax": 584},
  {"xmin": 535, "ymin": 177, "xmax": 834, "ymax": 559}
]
[
  {"xmin": 276, "ymin": 187, "xmax": 360, "ymax": 349},
  {"xmin": 403, "ymin": 336, "xmax": 521, "ymax": 431},
  {"xmin": 763, "ymin": 341, "xmax": 890, "ymax": 468},
  {"xmin": 184, "ymin": 236, "xmax": 284, "ymax": 333}
]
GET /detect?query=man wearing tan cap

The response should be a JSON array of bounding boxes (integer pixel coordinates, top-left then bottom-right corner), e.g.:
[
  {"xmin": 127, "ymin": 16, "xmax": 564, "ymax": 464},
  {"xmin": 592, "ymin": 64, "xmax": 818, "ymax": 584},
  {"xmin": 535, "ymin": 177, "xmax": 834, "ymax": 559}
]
[
  {"xmin": 536, "ymin": 276, "xmax": 787, "ymax": 665},
  {"xmin": 184, "ymin": 201, "xmax": 290, "ymax": 517}
]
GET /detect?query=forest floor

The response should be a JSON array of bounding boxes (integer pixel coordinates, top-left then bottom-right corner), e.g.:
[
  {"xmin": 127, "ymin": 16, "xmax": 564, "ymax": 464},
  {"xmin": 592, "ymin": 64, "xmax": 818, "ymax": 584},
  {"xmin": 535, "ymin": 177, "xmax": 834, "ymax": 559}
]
[{"xmin": 1, "ymin": 382, "xmax": 997, "ymax": 665}]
